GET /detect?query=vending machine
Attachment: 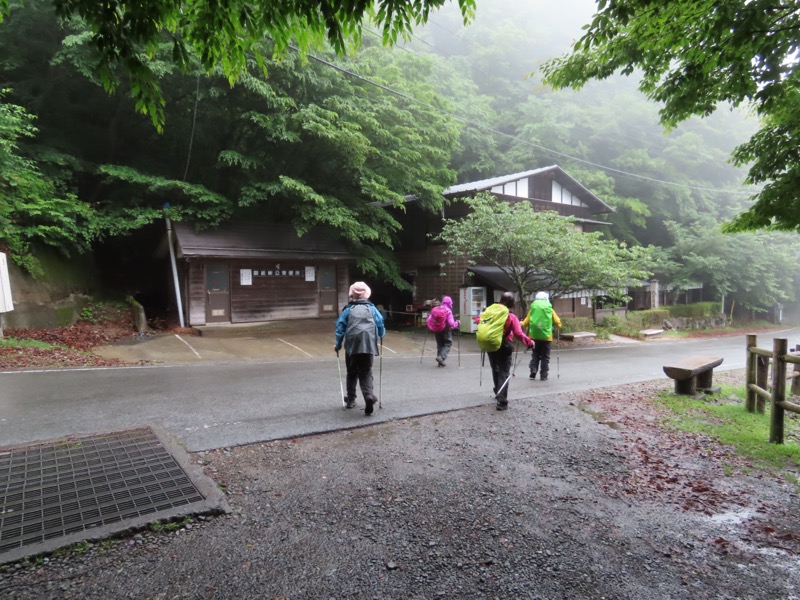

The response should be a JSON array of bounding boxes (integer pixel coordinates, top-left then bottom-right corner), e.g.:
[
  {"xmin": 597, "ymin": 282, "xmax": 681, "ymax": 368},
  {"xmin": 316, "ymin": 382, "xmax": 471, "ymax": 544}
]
[{"xmin": 459, "ymin": 286, "xmax": 486, "ymax": 333}]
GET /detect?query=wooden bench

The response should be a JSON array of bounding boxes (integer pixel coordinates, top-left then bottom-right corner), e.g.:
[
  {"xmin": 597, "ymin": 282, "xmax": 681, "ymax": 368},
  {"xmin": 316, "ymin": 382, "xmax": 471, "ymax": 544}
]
[
  {"xmin": 640, "ymin": 328, "xmax": 664, "ymax": 339},
  {"xmin": 663, "ymin": 355, "xmax": 724, "ymax": 395}
]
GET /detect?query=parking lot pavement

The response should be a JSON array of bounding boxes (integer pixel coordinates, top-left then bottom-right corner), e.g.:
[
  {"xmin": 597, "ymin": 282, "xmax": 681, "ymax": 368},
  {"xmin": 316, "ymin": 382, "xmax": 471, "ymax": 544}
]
[{"xmin": 93, "ymin": 326, "xmax": 461, "ymax": 365}]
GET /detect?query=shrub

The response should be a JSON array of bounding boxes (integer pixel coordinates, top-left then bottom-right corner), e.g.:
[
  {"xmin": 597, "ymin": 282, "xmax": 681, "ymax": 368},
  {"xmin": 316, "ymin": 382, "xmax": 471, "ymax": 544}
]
[
  {"xmin": 600, "ymin": 313, "xmax": 624, "ymax": 330},
  {"xmin": 599, "ymin": 313, "xmax": 641, "ymax": 337},
  {"xmin": 666, "ymin": 302, "xmax": 722, "ymax": 319},
  {"xmin": 636, "ymin": 309, "xmax": 669, "ymax": 327},
  {"xmin": 561, "ymin": 316, "xmax": 594, "ymax": 333}
]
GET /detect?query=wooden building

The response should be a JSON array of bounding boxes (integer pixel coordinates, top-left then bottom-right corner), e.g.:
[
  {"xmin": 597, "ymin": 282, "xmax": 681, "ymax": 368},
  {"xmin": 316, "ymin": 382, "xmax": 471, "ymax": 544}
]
[
  {"xmin": 390, "ymin": 166, "xmax": 614, "ymax": 318},
  {"xmin": 171, "ymin": 222, "xmax": 355, "ymax": 326}
]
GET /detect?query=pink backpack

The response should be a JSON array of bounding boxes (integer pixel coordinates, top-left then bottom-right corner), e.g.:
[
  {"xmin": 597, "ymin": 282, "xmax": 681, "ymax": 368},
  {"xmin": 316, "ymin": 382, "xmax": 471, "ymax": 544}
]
[{"xmin": 427, "ymin": 306, "xmax": 449, "ymax": 332}]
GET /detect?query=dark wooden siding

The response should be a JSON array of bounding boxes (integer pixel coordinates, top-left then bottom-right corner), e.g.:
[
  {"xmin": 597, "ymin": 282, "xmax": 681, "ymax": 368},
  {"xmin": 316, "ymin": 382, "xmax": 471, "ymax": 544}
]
[
  {"xmin": 229, "ymin": 260, "xmax": 318, "ymax": 322},
  {"xmin": 187, "ymin": 262, "xmax": 206, "ymax": 326},
  {"xmin": 395, "ymin": 241, "xmax": 468, "ymax": 305},
  {"xmin": 552, "ymin": 297, "xmax": 593, "ymax": 319},
  {"xmin": 336, "ymin": 264, "xmax": 350, "ymax": 311},
  {"xmin": 529, "ymin": 174, "xmax": 552, "ymax": 201}
]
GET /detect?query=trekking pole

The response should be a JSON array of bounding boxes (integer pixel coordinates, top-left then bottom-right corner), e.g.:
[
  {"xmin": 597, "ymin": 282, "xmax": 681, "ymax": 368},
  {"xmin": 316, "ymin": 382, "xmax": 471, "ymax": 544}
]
[
  {"xmin": 379, "ymin": 337, "xmax": 383, "ymax": 409},
  {"xmin": 336, "ymin": 350, "xmax": 346, "ymax": 409},
  {"xmin": 496, "ymin": 372, "xmax": 512, "ymax": 396},
  {"xmin": 457, "ymin": 328, "xmax": 461, "ymax": 368},
  {"xmin": 480, "ymin": 351, "xmax": 485, "ymax": 387},
  {"xmin": 497, "ymin": 340, "xmax": 522, "ymax": 397},
  {"xmin": 556, "ymin": 327, "xmax": 560, "ymax": 379},
  {"xmin": 420, "ymin": 329, "xmax": 429, "ymax": 364}
]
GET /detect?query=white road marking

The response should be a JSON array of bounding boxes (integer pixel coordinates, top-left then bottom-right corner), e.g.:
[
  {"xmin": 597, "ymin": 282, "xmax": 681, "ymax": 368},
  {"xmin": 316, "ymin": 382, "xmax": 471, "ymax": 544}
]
[
  {"xmin": 175, "ymin": 334, "xmax": 202, "ymax": 358},
  {"xmin": 184, "ymin": 421, "xmax": 243, "ymax": 432},
  {"xmin": 277, "ymin": 338, "xmax": 314, "ymax": 357},
  {"xmin": 381, "ymin": 344, "xmax": 397, "ymax": 354}
]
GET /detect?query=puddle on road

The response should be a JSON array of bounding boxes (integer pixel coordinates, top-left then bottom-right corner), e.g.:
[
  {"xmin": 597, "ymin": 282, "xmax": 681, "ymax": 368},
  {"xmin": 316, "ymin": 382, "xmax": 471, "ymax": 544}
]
[
  {"xmin": 579, "ymin": 406, "xmax": 623, "ymax": 430},
  {"xmin": 709, "ymin": 509, "xmax": 756, "ymax": 525}
]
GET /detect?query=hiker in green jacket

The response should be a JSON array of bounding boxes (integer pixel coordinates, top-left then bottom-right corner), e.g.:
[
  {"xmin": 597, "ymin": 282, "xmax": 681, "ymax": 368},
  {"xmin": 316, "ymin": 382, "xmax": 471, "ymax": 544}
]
[{"xmin": 521, "ymin": 291, "xmax": 562, "ymax": 381}]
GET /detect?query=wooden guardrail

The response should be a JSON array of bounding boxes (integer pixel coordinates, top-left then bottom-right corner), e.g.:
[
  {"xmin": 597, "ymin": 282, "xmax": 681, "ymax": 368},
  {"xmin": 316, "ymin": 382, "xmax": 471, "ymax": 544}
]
[{"xmin": 745, "ymin": 335, "xmax": 800, "ymax": 444}]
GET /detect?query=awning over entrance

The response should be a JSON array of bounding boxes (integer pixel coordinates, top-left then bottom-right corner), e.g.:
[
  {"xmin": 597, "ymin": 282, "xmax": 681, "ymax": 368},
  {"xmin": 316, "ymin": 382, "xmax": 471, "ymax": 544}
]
[
  {"xmin": 467, "ymin": 266, "xmax": 514, "ymax": 290},
  {"xmin": 466, "ymin": 266, "xmax": 547, "ymax": 292}
]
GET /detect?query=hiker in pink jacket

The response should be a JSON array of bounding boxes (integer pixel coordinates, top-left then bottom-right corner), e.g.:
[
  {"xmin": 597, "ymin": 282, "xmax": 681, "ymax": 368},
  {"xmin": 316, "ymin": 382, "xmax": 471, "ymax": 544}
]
[
  {"xmin": 426, "ymin": 295, "xmax": 460, "ymax": 367},
  {"xmin": 488, "ymin": 292, "xmax": 533, "ymax": 410}
]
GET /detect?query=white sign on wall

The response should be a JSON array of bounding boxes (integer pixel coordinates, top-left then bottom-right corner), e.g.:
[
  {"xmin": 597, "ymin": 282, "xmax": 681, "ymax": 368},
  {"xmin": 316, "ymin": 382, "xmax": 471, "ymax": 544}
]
[
  {"xmin": 0, "ymin": 252, "xmax": 13, "ymax": 313},
  {"xmin": 305, "ymin": 266, "xmax": 315, "ymax": 282},
  {"xmin": 240, "ymin": 268, "xmax": 252, "ymax": 286}
]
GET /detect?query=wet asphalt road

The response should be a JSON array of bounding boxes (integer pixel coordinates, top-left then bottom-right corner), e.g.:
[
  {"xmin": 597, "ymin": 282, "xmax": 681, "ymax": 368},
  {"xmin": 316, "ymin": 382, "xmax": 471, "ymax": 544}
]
[{"xmin": 1, "ymin": 327, "xmax": 798, "ymax": 452}]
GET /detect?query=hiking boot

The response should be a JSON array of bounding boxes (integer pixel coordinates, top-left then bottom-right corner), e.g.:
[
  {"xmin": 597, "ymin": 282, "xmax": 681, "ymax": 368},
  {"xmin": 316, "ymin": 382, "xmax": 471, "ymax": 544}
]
[
  {"xmin": 344, "ymin": 397, "xmax": 356, "ymax": 409},
  {"xmin": 436, "ymin": 356, "xmax": 445, "ymax": 367},
  {"xmin": 496, "ymin": 402, "xmax": 508, "ymax": 411},
  {"xmin": 529, "ymin": 371, "xmax": 537, "ymax": 380},
  {"xmin": 540, "ymin": 375, "xmax": 548, "ymax": 381},
  {"xmin": 364, "ymin": 396, "xmax": 375, "ymax": 416}
]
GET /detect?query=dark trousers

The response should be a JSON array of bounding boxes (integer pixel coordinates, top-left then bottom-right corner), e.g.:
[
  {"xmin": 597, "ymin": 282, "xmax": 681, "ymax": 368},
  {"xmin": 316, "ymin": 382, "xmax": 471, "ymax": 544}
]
[
  {"xmin": 487, "ymin": 339, "xmax": 514, "ymax": 404},
  {"xmin": 345, "ymin": 352, "xmax": 375, "ymax": 401},
  {"xmin": 529, "ymin": 340, "xmax": 551, "ymax": 378},
  {"xmin": 435, "ymin": 329, "xmax": 453, "ymax": 361}
]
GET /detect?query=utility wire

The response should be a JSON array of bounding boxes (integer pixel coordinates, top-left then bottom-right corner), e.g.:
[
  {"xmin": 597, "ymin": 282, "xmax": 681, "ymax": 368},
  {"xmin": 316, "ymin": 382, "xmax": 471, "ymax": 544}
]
[
  {"xmin": 415, "ymin": 18, "xmax": 744, "ymax": 173},
  {"xmin": 182, "ymin": 75, "xmax": 201, "ymax": 181},
  {"xmin": 298, "ymin": 46, "xmax": 753, "ymax": 196}
]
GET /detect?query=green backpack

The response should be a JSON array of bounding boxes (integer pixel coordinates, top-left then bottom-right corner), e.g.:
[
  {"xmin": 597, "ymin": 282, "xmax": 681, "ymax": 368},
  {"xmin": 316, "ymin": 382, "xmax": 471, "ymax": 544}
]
[
  {"xmin": 476, "ymin": 303, "xmax": 510, "ymax": 352},
  {"xmin": 528, "ymin": 300, "xmax": 553, "ymax": 340}
]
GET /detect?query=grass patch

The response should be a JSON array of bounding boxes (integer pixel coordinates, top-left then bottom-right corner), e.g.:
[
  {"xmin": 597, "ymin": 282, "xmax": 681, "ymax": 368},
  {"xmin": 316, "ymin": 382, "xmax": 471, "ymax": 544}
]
[
  {"xmin": 652, "ymin": 384, "xmax": 800, "ymax": 473},
  {"xmin": 664, "ymin": 320, "xmax": 791, "ymax": 339},
  {"xmin": 0, "ymin": 337, "xmax": 61, "ymax": 350},
  {"xmin": 150, "ymin": 516, "xmax": 192, "ymax": 533}
]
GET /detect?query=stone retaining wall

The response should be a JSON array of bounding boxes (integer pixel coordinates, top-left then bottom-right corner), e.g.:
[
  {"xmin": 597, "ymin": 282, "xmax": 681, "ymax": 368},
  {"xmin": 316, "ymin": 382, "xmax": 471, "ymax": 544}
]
[
  {"xmin": 663, "ymin": 315, "xmax": 728, "ymax": 330},
  {"xmin": 1, "ymin": 249, "xmax": 99, "ymax": 329}
]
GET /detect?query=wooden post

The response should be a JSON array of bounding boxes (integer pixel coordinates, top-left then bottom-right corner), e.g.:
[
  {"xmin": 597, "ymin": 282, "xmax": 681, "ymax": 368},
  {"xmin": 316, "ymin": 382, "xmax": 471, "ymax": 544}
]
[
  {"xmin": 770, "ymin": 338, "xmax": 788, "ymax": 444},
  {"xmin": 746, "ymin": 334, "xmax": 757, "ymax": 412},
  {"xmin": 792, "ymin": 344, "xmax": 800, "ymax": 397},
  {"xmin": 756, "ymin": 354, "xmax": 769, "ymax": 414}
]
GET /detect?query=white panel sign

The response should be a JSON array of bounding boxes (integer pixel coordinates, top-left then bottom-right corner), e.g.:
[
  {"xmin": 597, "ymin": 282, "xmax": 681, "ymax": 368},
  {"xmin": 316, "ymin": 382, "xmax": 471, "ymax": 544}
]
[
  {"xmin": 0, "ymin": 252, "xmax": 13, "ymax": 313},
  {"xmin": 240, "ymin": 268, "xmax": 252, "ymax": 286},
  {"xmin": 305, "ymin": 266, "xmax": 315, "ymax": 282}
]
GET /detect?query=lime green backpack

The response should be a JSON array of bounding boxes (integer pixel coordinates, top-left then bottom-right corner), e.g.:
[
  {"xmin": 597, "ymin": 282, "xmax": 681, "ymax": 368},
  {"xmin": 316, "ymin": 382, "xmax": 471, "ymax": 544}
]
[
  {"xmin": 528, "ymin": 299, "xmax": 553, "ymax": 340},
  {"xmin": 476, "ymin": 303, "xmax": 509, "ymax": 352}
]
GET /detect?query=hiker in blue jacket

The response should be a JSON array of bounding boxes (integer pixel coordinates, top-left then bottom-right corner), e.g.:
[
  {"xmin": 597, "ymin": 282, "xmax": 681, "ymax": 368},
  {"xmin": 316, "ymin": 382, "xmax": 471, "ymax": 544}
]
[
  {"xmin": 426, "ymin": 295, "xmax": 460, "ymax": 367},
  {"xmin": 335, "ymin": 281, "xmax": 386, "ymax": 416}
]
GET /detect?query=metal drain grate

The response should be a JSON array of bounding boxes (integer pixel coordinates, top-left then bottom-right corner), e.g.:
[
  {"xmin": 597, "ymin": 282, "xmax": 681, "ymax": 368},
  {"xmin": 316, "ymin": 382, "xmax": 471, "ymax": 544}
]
[{"xmin": 0, "ymin": 428, "xmax": 223, "ymax": 563}]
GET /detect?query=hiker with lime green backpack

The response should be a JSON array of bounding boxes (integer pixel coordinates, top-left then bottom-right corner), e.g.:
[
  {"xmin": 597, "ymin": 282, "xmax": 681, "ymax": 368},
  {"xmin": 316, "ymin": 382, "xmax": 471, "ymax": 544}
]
[
  {"xmin": 476, "ymin": 292, "xmax": 533, "ymax": 411},
  {"xmin": 521, "ymin": 291, "xmax": 562, "ymax": 381}
]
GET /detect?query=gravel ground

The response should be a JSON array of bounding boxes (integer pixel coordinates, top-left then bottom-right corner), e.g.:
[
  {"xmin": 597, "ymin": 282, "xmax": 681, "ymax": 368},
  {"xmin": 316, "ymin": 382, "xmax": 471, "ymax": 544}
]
[{"xmin": 2, "ymin": 370, "xmax": 799, "ymax": 599}]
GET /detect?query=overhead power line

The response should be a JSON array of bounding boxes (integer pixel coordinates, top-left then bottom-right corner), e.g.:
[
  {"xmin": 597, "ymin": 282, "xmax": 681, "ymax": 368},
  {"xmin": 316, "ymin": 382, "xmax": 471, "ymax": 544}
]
[{"xmin": 296, "ymin": 45, "xmax": 753, "ymax": 197}]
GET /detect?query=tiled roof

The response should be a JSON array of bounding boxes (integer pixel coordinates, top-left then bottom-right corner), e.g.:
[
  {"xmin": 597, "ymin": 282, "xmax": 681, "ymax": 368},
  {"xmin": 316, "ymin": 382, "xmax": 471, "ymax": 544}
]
[
  {"xmin": 442, "ymin": 166, "xmax": 555, "ymax": 195},
  {"xmin": 442, "ymin": 165, "xmax": 613, "ymax": 213}
]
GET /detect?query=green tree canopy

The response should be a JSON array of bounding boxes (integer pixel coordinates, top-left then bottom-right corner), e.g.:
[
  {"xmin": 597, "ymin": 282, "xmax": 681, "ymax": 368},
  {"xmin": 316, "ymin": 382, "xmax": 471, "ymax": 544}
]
[
  {"xmin": 657, "ymin": 219, "xmax": 800, "ymax": 312},
  {"xmin": 0, "ymin": 90, "xmax": 95, "ymax": 276},
  {"xmin": 0, "ymin": 0, "xmax": 475, "ymax": 129},
  {"xmin": 0, "ymin": 4, "xmax": 463, "ymax": 284},
  {"xmin": 434, "ymin": 193, "xmax": 653, "ymax": 309},
  {"xmin": 541, "ymin": 0, "xmax": 800, "ymax": 232}
]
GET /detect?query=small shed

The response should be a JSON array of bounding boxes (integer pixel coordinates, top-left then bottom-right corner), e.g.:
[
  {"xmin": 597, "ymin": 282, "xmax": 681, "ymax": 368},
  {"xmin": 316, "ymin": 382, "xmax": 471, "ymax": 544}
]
[{"xmin": 171, "ymin": 222, "xmax": 355, "ymax": 326}]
